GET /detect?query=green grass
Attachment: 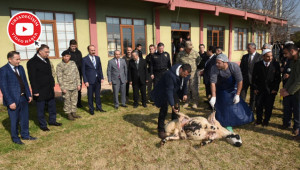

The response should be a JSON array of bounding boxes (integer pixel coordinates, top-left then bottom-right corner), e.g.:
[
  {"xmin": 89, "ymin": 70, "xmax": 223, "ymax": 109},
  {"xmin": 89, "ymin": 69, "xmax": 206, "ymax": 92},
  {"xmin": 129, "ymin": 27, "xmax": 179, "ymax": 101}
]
[{"xmin": 0, "ymin": 86, "xmax": 299, "ymax": 169}]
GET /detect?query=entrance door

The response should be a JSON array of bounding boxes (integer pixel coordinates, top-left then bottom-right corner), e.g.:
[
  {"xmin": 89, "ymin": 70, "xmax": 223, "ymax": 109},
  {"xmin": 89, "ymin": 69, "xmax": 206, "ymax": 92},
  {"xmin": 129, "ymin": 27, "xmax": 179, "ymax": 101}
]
[{"xmin": 120, "ymin": 25, "xmax": 134, "ymax": 55}]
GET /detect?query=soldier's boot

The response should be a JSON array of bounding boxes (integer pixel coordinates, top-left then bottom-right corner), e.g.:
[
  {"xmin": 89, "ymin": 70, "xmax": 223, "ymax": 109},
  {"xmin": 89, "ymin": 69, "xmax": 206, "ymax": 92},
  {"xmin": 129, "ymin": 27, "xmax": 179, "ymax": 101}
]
[
  {"xmin": 67, "ymin": 113, "xmax": 75, "ymax": 121},
  {"xmin": 72, "ymin": 112, "xmax": 81, "ymax": 118},
  {"xmin": 183, "ymin": 103, "xmax": 189, "ymax": 108}
]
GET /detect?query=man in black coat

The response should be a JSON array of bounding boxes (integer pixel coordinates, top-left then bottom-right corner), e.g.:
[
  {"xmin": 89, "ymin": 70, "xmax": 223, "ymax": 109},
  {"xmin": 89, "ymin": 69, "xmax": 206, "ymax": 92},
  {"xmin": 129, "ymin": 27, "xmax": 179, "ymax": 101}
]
[
  {"xmin": 145, "ymin": 45, "xmax": 155, "ymax": 102},
  {"xmin": 252, "ymin": 49, "xmax": 281, "ymax": 126},
  {"xmin": 128, "ymin": 51, "xmax": 148, "ymax": 108},
  {"xmin": 135, "ymin": 44, "xmax": 143, "ymax": 59},
  {"xmin": 151, "ymin": 64, "xmax": 191, "ymax": 139},
  {"xmin": 27, "ymin": 44, "xmax": 62, "ymax": 131},
  {"xmin": 65, "ymin": 39, "xmax": 83, "ymax": 108},
  {"xmin": 203, "ymin": 46, "xmax": 216, "ymax": 99},
  {"xmin": 240, "ymin": 43, "xmax": 261, "ymax": 111}
]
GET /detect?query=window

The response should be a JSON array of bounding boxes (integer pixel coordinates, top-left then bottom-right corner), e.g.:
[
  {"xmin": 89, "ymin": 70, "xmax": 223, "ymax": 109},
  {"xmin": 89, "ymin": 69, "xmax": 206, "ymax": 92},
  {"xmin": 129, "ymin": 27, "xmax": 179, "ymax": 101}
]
[
  {"xmin": 11, "ymin": 9, "xmax": 76, "ymax": 59},
  {"xmin": 106, "ymin": 17, "xmax": 146, "ymax": 56},
  {"xmin": 256, "ymin": 31, "xmax": 266, "ymax": 50},
  {"xmin": 207, "ymin": 25, "xmax": 225, "ymax": 49},
  {"xmin": 234, "ymin": 28, "xmax": 248, "ymax": 50},
  {"xmin": 171, "ymin": 22, "xmax": 190, "ymax": 31}
]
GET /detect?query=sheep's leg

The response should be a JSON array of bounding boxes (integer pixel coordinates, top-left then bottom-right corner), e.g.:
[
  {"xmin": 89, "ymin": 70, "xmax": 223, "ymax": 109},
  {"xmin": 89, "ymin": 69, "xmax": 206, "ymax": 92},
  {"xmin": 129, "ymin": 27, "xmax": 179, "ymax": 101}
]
[
  {"xmin": 200, "ymin": 139, "xmax": 214, "ymax": 146},
  {"xmin": 160, "ymin": 129, "xmax": 180, "ymax": 146}
]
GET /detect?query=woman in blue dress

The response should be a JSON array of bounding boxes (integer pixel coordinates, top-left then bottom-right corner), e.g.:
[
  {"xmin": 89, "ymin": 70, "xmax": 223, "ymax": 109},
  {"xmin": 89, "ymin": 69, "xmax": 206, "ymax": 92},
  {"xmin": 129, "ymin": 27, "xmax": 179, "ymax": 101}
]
[{"xmin": 209, "ymin": 54, "xmax": 254, "ymax": 132}]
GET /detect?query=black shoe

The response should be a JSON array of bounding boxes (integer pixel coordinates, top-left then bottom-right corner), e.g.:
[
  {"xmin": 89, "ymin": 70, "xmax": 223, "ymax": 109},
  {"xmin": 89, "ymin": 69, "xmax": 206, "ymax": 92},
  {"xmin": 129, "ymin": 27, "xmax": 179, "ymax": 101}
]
[
  {"xmin": 77, "ymin": 103, "xmax": 83, "ymax": 108},
  {"xmin": 262, "ymin": 121, "xmax": 269, "ymax": 127},
  {"xmin": 133, "ymin": 105, "xmax": 138, "ymax": 108},
  {"xmin": 254, "ymin": 121, "xmax": 262, "ymax": 126},
  {"xmin": 279, "ymin": 125, "xmax": 290, "ymax": 130},
  {"xmin": 143, "ymin": 104, "xmax": 147, "ymax": 108},
  {"xmin": 13, "ymin": 141, "xmax": 24, "ymax": 145},
  {"xmin": 40, "ymin": 127, "xmax": 50, "ymax": 131},
  {"xmin": 89, "ymin": 110, "xmax": 94, "ymax": 115},
  {"xmin": 49, "ymin": 122, "xmax": 62, "ymax": 126},
  {"xmin": 22, "ymin": 136, "xmax": 37, "ymax": 140},
  {"xmin": 115, "ymin": 106, "xmax": 119, "ymax": 109},
  {"xmin": 158, "ymin": 131, "xmax": 167, "ymax": 139},
  {"xmin": 96, "ymin": 108, "xmax": 106, "ymax": 112},
  {"xmin": 121, "ymin": 105, "xmax": 128, "ymax": 108}
]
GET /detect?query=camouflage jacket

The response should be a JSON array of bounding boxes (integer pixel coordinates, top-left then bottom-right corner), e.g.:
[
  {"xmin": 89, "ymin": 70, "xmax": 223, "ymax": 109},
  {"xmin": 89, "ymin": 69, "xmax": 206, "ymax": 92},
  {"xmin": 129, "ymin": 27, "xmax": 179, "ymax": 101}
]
[
  {"xmin": 175, "ymin": 50, "xmax": 201, "ymax": 76},
  {"xmin": 56, "ymin": 60, "xmax": 81, "ymax": 91}
]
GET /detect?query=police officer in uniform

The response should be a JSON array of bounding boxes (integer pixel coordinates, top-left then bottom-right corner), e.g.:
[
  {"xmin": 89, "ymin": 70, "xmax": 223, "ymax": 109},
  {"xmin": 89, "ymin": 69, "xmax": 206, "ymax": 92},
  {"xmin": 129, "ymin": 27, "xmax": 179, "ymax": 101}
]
[{"xmin": 150, "ymin": 42, "xmax": 171, "ymax": 86}]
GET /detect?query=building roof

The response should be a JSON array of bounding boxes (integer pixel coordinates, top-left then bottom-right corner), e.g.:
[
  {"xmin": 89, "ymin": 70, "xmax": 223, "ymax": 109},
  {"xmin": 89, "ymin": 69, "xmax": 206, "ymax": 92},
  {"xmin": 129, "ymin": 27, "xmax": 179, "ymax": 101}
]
[{"xmin": 142, "ymin": 0, "xmax": 287, "ymax": 26}]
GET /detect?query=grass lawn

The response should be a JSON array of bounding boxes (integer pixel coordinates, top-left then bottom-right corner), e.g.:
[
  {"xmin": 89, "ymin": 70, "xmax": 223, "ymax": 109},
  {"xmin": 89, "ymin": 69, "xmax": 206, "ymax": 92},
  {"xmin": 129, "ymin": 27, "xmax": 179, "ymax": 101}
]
[{"xmin": 0, "ymin": 85, "xmax": 299, "ymax": 169}]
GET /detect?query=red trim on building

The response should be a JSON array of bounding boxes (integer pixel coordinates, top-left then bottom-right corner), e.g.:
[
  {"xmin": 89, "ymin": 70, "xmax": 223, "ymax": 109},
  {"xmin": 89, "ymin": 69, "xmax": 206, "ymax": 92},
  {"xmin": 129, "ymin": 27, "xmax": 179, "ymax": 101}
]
[
  {"xmin": 88, "ymin": 0, "xmax": 98, "ymax": 55},
  {"xmin": 155, "ymin": 9, "xmax": 160, "ymax": 44},
  {"xmin": 199, "ymin": 11, "xmax": 203, "ymax": 44},
  {"xmin": 142, "ymin": 0, "xmax": 287, "ymax": 25},
  {"xmin": 228, "ymin": 16, "xmax": 233, "ymax": 61}
]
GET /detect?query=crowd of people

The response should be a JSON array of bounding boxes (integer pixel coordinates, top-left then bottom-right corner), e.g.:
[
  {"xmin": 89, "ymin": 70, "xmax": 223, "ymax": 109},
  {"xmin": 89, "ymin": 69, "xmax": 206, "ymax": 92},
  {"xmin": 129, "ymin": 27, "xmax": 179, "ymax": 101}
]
[{"xmin": 0, "ymin": 38, "xmax": 299, "ymax": 145}]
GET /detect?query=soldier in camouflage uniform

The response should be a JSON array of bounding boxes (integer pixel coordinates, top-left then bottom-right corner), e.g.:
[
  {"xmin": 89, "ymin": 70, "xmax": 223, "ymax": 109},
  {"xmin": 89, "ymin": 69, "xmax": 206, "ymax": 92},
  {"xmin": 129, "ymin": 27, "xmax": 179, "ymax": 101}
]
[
  {"xmin": 56, "ymin": 51, "xmax": 81, "ymax": 120},
  {"xmin": 176, "ymin": 41, "xmax": 201, "ymax": 109}
]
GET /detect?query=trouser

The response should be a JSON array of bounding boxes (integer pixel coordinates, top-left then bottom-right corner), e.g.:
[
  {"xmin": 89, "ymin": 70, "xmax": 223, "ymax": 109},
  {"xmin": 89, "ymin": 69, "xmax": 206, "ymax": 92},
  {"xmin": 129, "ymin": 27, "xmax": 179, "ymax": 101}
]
[
  {"xmin": 125, "ymin": 82, "xmax": 130, "ymax": 97},
  {"xmin": 255, "ymin": 92, "xmax": 276, "ymax": 123},
  {"xmin": 186, "ymin": 74, "xmax": 199, "ymax": 104},
  {"xmin": 36, "ymin": 97, "xmax": 57, "ymax": 128},
  {"xmin": 77, "ymin": 73, "xmax": 82, "ymax": 106},
  {"xmin": 157, "ymin": 93, "xmax": 180, "ymax": 132},
  {"xmin": 133, "ymin": 81, "xmax": 146, "ymax": 105},
  {"xmin": 146, "ymin": 73, "xmax": 153, "ymax": 101},
  {"xmin": 112, "ymin": 78, "xmax": 126, "ymax": 107},
  {"xmin": 87, "ymin": 78, "xmax": 102, "ymax": 112},
  {"xmin": 283, "ymin": 92, "xmax": 300, "ymax": 130},
  {"xmin": 153, "ymin": 70, "xmax": 167, "ymax": 86},
  {"xmin": 8, "ymin": 96, "xmax": 30, "ymax": 142},
  {"xmin": 205, "ymin": 83, "xmax": 211, "ymax": 98},
  {"xmin": 63, "ymin": 89, "xmax": 78, "ymax": 114},
  {"xmin": 241, "ymin": 83, "xmax": 256, "ymax": 111}
]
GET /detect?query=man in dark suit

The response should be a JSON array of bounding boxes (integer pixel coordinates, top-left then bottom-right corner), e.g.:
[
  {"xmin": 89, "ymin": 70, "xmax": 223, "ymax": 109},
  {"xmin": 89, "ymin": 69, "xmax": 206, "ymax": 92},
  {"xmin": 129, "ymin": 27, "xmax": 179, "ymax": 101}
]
[
  {"xmin": 0, "ymin": 51, "xmax": 37, "ymax": 144},
  {"xmin": 203, "ymin": 46, "xmax": 216, "ymax": 99},
  {"xmin": 240, "ymin": 43, "xmax": 261, "ymax": 111},
  {"xmin": 252, "ymin": 49, "xmax": 281, "ymax": 126},
  {"xmin": 151, "ymin": 64, "xmax": 191, "ymax": 139},
  {"xmin": 27, "ymin": 44, "xmax": 62, "ymax": 131},
  {"xmin": 128, "ymin": 50, "xmax": 148, "ymax": 108},
  {"xmin": 82, "ymin": 45, "xmax": 106, "ymax": 115},
  {"xmin": 107, "ymin": 50, "xmax": 128, "ymax": 109},
  {"xmin": 65, "ymin": 39, "xmax": 83, "ymax": 108},
  {"xmin": 135, "ymin": 44, "xmax": 143, "ymax": 59}
]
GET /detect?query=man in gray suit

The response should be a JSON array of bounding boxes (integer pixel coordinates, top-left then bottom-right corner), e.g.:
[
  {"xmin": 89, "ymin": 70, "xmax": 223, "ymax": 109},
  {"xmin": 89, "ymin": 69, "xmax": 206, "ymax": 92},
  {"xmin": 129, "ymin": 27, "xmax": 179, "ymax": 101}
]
[{"xmin": 107, "ymin": 50, "xmax": 128, "ymax": 109}]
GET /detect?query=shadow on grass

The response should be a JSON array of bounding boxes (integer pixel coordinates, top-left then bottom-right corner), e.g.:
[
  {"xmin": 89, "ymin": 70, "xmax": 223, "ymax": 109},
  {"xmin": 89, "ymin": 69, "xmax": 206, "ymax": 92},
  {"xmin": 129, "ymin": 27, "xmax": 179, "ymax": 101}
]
[{"xmin": 123, "ymin": 113, "xmax": 158, "ymax": 135}]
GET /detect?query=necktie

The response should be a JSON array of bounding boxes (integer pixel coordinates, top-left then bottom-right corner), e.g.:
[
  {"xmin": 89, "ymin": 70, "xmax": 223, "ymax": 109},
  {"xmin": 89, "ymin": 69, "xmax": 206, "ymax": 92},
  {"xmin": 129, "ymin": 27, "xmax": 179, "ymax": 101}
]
[
  {"xmin": 92, "ymin": 56, "xmax": 96, "ymax": 68},
  {"xmin": 14, "ymin": 66, "xmax": 19, "ymax": 76},
  {"xmin": 265, "ymin": 62, "xmax": 268, "ymax": 67},
  {"xmin": 117, "ymin": 59, "xmax": 120, "ymax": 69},
  {"xmin": 135, "ymin": 60, "xmax": 138, "ymax": 69}
]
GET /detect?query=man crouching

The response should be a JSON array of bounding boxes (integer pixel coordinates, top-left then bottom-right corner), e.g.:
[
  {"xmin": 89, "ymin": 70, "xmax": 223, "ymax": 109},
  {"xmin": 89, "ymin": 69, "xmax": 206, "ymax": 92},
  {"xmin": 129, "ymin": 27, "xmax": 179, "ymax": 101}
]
[{"xmin": 151, "ymin": 64, "xmax": 191, "ymax": 139}]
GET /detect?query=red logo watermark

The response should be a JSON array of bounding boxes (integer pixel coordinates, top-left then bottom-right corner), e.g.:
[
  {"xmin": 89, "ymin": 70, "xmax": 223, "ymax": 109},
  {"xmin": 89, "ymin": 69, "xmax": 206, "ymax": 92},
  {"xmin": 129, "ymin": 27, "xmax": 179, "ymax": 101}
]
[{"xmin": 7, "ymin": 12, "xmax": 41, "ymax": 47}]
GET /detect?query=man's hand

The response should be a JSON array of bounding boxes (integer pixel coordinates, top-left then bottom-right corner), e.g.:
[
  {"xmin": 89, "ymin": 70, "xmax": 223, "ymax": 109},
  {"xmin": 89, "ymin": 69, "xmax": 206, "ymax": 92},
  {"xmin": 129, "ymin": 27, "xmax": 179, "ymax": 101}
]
[
  {"xmin": 233, "ymin": 95, "xmax": 240, "ymax": 104},
  {"xmin": 62, "ymin": 90, "xmax": 67, "ymax": 94},
  {"xmin": 280, "ymin": 88, "xmax": 289, "ymax": 97},
  {"xmin": 85, "ymin": 82, "xmax": 89, "ymax": 87},
  {"xmin": 172, "ymin": 106, "xmax": 178, "ymax": 113},
  {"xmin": 33, "ymin": 93, "xmax": 39, "ymax": 97},
  {"xmin": 182, "ymin": 95, "xmax": 188, "ymax": 102},
  {"xmin": 109, "ymin": 82, "xmax": 112, "ymax": 85},
  {"xmin": 146, "ymin": 80, "xmax": 148, "ymax": 83},
  {"xmin": 101, "ymin": 79, "xmax": 104, "ymax": 84},
  {"xmin": 283, "ymin": 74, "xmax": 290, "ymax": 80},
  {"xmin": 209, "ymin": 97, "xmax": 216, "ymax": 108},
  {"xmin": 151, "ymin": 75, "xmax": 154, "ymax": 79},
  {"xmin": 9, "ymin": 103, "xmax": 16, "ymax": 110},
  {"xmin": 77, "ymin": 86, "xmax": 81, "ymax": 91},
  {"xmin": 254, "ymin": 90, "xmax": 259, "ymax": 95},
  {"xmin": 28, "ymin": 97, "xmax": 32, "ymax": 103},
  {"xmin": 129, "ymin": 82, "xmax": 132, "ymax": 85}
]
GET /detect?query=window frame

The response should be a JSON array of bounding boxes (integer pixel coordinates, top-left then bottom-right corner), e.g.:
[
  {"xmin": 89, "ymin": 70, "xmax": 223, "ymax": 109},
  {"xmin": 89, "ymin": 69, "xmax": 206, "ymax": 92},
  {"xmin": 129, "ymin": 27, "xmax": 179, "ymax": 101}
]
[
  {"xmin": 207, "ymin": 25, "xmax": 225, "ymax": 50},
  {"xmin": 10, "ymin": 8, "xmax": 77, "ymax": 60},
  {"xmin": 171, "ymin": 22, "xmax": 191, "ymax": 32},
  {"xmin": 106, "ymin": 16, "xmax": 147, "ymax": 57},
  {"xmin": 234, "ymin": 28, "xmax": 248, "ymax": 51}
]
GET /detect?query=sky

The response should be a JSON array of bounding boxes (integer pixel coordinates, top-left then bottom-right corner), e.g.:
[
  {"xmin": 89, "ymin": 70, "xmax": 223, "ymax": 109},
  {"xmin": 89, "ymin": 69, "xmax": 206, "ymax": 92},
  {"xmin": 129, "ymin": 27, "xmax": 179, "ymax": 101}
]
[{"xmin": 294, "ymin": 2, "xmax": 300, "ymax": 26}]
